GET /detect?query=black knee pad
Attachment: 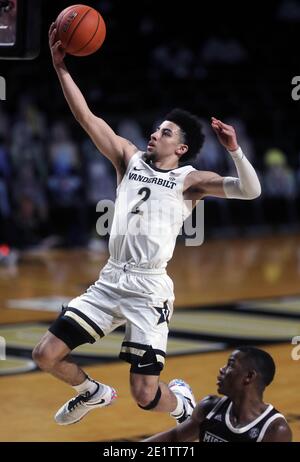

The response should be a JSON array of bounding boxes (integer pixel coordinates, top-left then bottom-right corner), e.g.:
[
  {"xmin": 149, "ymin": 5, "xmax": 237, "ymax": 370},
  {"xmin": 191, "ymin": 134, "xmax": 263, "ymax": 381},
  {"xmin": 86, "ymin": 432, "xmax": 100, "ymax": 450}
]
[
  {"xmin": 49, "ymin": 306, "xmax": 96, "ymax": 350},
  {"xmin": 130, "ymin": 361, "xmax": 162, "ymax": 375},
  {"xmin": 129, "ymin": 347, "xmax": 164, "ymax": 375},
  {"xmin": 138, "ymin": 386, "xmax": 162, "ymax": 410}
]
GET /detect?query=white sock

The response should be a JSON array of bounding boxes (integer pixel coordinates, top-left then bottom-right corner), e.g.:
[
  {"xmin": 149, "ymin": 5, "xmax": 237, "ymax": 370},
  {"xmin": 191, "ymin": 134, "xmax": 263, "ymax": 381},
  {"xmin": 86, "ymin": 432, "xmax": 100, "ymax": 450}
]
[
  {"xmin": 170, "ymin": 394, "xmax": 184, "ymax": 417},
  {"xmin": 73, "ymin": 377, "xmax": 99, "ymax": 396}
]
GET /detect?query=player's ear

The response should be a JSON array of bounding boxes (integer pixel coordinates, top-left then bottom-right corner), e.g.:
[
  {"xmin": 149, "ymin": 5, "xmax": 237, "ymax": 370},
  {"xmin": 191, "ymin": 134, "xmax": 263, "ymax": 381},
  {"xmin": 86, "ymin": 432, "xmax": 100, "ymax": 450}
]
[
  {"xmin": 176, "ymin": 144, "xmax": 188, "ymax": 156},
  {"xmin": 244, "ymin": 369, "xmax": 257, "ymax": 384}
]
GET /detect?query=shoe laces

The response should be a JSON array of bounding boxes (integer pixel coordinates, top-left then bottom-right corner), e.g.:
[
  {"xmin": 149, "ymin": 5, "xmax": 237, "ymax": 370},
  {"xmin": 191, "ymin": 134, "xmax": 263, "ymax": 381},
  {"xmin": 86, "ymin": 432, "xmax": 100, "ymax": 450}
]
[
  {"xmin": 67, "ymin": 383, "xmax": 100, "ymax": 411},
  {"xmin": 68, "ymin": 391, "xmax": 91, "ymax": 411}
]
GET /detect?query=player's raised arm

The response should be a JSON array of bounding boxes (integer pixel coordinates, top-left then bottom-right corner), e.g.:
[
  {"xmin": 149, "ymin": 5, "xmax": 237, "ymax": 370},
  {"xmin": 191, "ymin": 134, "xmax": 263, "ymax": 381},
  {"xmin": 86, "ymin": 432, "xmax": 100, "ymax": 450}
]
[
  {"xmin": 48, "ymin": 23, "xmax": 137, "ymax": 173},
  {"xmin": 185, "ymin": 118, "xmax": 261, "ymax": 200}
]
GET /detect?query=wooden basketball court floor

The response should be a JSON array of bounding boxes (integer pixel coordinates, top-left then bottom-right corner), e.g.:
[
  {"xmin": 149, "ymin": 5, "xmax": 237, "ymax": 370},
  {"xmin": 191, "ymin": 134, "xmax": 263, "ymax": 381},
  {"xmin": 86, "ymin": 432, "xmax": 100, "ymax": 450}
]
[{"xmin": 0, "ymin": 233, "xmax": 300, "ymax": 442}]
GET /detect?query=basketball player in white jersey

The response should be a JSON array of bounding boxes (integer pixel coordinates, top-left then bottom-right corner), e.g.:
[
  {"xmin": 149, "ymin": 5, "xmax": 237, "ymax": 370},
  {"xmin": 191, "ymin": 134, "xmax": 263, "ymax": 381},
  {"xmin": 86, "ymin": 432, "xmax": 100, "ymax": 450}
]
[
  {"xmin": 32, "ymin": 24, "xmax": 261, "ymax": 426},
  {"xmin": 144, "ymin": 347, "xmax": 292, "ymax": 442}
]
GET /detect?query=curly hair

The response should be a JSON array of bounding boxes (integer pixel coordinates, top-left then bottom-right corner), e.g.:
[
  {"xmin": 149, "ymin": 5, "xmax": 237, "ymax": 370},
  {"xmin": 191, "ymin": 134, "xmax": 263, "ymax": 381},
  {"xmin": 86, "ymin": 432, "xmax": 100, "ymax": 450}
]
[{"xmin": 164, "ymin": 108, "xmax": 205, "ymax": 163}]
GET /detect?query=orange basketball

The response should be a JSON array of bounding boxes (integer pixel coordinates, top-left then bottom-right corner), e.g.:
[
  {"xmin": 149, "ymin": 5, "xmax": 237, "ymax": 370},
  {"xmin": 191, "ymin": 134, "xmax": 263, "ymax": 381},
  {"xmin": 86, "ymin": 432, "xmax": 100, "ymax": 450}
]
[{"xmin": 55, "ymin": 4, "xmax": 106, "ymax": 57}]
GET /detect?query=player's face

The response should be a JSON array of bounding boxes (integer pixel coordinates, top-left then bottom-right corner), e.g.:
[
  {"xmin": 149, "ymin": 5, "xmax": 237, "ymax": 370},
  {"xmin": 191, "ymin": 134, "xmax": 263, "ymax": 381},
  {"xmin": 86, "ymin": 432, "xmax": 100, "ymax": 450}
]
[
  {"xmin": 216, "ymin": 350, "xmax": 246, "ymax": 397},
  {"xmin": 147, "ymin": 121, "xmax": 186, "ymax": 159}
]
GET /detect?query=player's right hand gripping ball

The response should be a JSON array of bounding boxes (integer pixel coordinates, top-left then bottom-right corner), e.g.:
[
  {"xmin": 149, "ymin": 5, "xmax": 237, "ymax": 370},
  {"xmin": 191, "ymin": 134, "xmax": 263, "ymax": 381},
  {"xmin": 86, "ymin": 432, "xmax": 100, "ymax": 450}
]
[{"xmin": 55, "ymin": 4, "xmax": 106, "ymax": 56}]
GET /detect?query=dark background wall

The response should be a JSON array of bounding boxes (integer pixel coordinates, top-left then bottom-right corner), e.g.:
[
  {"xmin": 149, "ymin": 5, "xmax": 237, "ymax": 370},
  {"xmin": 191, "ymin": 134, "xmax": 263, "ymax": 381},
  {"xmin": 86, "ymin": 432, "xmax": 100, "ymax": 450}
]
[{"xmin": 1, "ymin": 0, "xmax": 300, "ymax": 249}]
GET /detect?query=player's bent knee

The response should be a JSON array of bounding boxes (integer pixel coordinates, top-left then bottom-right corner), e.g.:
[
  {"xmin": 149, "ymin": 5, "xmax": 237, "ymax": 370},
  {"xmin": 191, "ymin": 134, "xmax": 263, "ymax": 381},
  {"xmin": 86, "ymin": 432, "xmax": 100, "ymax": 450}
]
[
  {"xmin": 137, "ymin": 386, "xmax": 162, "ymax": 410},
  {"xmin": 32, "ymin": 343, "xmax": 58, "ymax": 371}
]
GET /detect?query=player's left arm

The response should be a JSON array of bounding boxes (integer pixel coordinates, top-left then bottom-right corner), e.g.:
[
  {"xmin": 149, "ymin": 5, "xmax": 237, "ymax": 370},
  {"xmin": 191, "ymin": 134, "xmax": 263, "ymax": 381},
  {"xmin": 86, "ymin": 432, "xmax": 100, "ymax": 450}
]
[
  {"xmin": 261, "ymin": 418, "xmax": 293, "ymax": 442},
  {"xmin": 185, "ymin": 117, "xmax": 261, "ymax": 200}
]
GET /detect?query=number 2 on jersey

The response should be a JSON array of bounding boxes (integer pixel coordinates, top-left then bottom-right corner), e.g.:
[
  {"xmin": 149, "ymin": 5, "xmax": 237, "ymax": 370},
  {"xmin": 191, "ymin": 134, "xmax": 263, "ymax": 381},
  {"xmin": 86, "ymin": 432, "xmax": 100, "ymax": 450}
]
[{"xmin": 131, "ymin": 187, "xmax": 151, "ymax": 214}]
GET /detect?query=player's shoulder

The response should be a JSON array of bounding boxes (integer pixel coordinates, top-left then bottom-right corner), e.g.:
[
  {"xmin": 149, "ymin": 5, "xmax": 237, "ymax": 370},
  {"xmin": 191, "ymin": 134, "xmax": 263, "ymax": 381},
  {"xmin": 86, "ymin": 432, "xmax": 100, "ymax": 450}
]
[
  {"xmin": 123, "ymin": 142, "xmax": 140, "ymax": 165},
  {"xmin": 119, "ymin": 146, "xmax": 143, "ymax": 173},
  {"xmin": 192, "ymin": 395, "xmax": 222, "ymax": 423},
  {"xmin": 199, "ymin": 394, "xmax": 222, "ymax": 412},
  {"xmin": 262, "ymin": 415, "xmax": 292, "ymax": 442}
]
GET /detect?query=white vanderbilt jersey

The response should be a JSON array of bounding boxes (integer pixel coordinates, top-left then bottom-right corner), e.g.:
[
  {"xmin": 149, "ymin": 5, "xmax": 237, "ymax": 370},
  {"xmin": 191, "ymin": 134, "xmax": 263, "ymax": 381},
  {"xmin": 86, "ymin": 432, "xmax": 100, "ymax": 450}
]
[{"xmin": 109, "ymin": 151, "xmax": 196, "ymax": 269}]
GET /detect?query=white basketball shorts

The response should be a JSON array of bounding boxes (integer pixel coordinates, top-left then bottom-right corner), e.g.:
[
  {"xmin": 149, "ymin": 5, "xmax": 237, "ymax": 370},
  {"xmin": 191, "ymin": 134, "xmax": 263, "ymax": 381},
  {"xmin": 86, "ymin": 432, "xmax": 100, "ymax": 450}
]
[{"xmin": 65, "ymin": 258, "xmax": 175, "ymax": 371}]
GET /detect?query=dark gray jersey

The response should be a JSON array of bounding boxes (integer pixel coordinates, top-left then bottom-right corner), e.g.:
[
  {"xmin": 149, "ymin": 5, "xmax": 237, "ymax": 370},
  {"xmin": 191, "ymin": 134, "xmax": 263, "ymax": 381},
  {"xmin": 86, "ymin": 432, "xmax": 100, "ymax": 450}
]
[{"xmin": 199, "ymin": 397, "xmax": 286, "ymax": 442}]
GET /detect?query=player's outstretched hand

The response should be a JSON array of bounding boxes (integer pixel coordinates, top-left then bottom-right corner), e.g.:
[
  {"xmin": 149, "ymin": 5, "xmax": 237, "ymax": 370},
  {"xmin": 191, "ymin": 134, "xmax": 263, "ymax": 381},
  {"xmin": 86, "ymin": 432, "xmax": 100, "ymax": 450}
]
[
  {"xmin": 211, "ymin": 117, "xmax": 239, "ymax": 151},
  {"xmin": 49, "ymin": 22, "xmax": 66, "ymax": 67}
]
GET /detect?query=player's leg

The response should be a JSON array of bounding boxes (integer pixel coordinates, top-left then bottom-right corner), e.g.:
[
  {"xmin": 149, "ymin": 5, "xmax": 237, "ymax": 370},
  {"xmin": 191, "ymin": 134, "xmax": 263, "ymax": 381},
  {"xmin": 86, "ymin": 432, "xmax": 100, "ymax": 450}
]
[
  {"xmin": 130, "ymin": 372, "xmax": 176, "ymax": 412},
  {"xmin": 121, "ymin": 290, "xmax": 196, "ymax": 422},
  {"xmin": 32, "ymin": 330, "xmax": 86, "ymax": 384},
  {"xmin": 33, "ymin": 327, "xmax": 117, "ymax": 425},
  {"xmin": 32, "ymin": 280, "xmax": 123, "ymax": 425},
  {"xmin": 129, "ymin": 368, "xmax": 196, "ymax": 423}
]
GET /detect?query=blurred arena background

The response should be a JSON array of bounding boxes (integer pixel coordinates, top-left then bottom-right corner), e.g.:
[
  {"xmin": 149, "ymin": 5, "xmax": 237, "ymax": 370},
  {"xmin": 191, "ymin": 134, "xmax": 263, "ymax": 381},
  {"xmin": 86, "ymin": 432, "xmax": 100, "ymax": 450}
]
[{"xmin": 0, "ymin": 0, "xmax": 300, "ymax": 442}]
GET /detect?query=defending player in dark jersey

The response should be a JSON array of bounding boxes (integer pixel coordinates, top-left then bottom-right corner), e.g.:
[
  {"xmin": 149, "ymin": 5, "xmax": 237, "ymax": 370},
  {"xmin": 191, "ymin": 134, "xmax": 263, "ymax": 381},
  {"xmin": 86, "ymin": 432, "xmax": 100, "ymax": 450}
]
[{"xmin": 144, "ymin": 347, "xmax": 292, "ymax": 442}]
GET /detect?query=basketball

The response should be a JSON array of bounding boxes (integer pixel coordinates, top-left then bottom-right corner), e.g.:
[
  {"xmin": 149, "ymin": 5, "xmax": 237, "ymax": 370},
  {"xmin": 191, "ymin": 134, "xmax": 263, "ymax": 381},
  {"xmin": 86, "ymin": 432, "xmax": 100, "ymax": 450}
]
[{"xmin": 55, "ymin": 4, "xmax": 106, "ymax": 57}]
